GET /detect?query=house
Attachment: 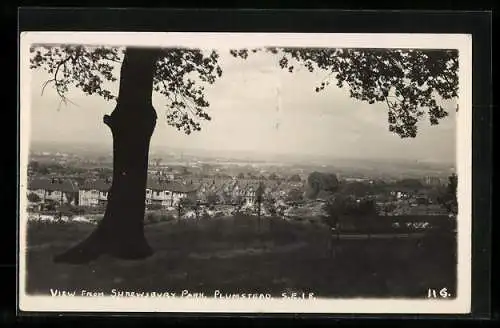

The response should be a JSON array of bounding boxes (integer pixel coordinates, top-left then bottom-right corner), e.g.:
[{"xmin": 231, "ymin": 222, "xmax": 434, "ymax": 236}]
[
  {"xmin": 195, "ymin": 182, "xmax": 210, "ymax": 203},
  {"xmin": 422, "ymin": 176, "xmax": 444, "ymax": 186},
  {"xmin": 148, "ymin": 170, "xmax": 175, "ymax": 181},
  {"xmin": 395, "ymin": 191, "xmax": 411, "ymax": 200},
  {"xmin": 146, "ymin": 179, "xmax": 198, "ymax": 207},
  {"xmin": 239, "ymin": 183, "xmax": 258, "ymax": 205},
  {"xmin": 196, "ymin": 179, "xmax": 231, "ymax": 205},
  {"xmin": 192, "ymin": 178, "xmax": 264, "ymax": 206},
  {"xmin": 146, "ymin": 179, "xmax": 171, "ymax": 207},
  {"xmin": 27, "ymin": 177, "xmax": 79, "ymax": 206},
  {"xmin": 78, "ymin": 179, "xmax": 112, "ymax": 207}
]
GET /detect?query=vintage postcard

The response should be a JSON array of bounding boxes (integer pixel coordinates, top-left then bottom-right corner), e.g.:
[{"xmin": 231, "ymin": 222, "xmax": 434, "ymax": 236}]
[{"xmin": 18, "ymin": 32, "xmax": 472, "ymax": 314}]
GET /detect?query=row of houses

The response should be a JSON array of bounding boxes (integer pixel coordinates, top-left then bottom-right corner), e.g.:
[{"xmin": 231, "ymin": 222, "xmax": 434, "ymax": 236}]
[
  {"xmin": 375, "ymin": 200, "xmax": 450, "ymax": 216},
  {"xmin": 28, "ymin": 178, "xmax": 79, "ymax": 205},
  {"xmin": 193, "ymin": 177, "xmax": 303, "ymax": 204},
  {"xmin": 27, "ymin": 177, "xmax": 197, "ymax": 208},
  {"xmin": 27, "ymin": 176, "xmax": 305, "ymax": 209}
]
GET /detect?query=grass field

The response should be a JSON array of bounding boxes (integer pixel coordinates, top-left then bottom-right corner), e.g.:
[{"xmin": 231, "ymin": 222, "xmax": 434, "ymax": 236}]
[{"xmin": 24, "ymin": 216, "xmax": 457, "ymax": 299}]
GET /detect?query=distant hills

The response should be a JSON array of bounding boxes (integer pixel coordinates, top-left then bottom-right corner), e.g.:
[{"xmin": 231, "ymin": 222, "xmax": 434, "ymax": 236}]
[{"xmin": 29, "ymin": 140, "xmax": 455, "ymax": 179}]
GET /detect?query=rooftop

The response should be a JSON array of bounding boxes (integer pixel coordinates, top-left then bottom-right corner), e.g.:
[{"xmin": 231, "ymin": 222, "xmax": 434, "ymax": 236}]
[
  {"xmin": 147, "ymin": 178, "xmax": 199, "ymax": 193},
  {"xmin": 28, "ymin": 178, "xmax": 79, "ymax": 193},
  {"xmin": 81, "ymin": 179, "xmax": 112, "ymax": 192}
]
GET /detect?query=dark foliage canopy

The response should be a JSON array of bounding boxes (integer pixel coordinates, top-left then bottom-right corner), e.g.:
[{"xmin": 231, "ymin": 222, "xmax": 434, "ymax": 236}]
[
  {"xmin": 306, "ymin": 171, "xmax": 340, "ymax": 199},
  {"xmin": 323, "ymin": 195, "xmax": 378, "ymax": 230},
  {"xmin": 231, "ymin": 47, "xmax": 458, "ymax": 138},
  {"xmin": 30, "ymin": 45, "xmax": 222, "ymax": 135},
  {"xmin": 439, "ymin": 173, "xmax": 458, "ymax": 216},
  {"xmin": 27, "ymin": 192, "xmax": 41, "ymax": 203},
  {"xmin": 30, "ymin": 45, "xmax": 458, "ymax": 138},
  {"xmin": 286, "ymin": 188, "xmax": 304, "ymax": 202}
]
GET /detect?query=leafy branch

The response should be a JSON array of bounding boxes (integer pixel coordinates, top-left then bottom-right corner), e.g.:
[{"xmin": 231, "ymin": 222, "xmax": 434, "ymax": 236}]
[
  {"xmin": 230, "ymin": 47, "xmax": 459, "ymax": 138},
  {"xmin": 30, "ymin": 46, "xmax": 223, "ymax": 135}
]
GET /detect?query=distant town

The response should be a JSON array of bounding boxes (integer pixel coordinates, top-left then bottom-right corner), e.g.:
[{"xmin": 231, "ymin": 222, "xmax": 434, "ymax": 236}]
[{"xmin": 24, "ymin": 142, "xmax": 456, "ymax": 231}]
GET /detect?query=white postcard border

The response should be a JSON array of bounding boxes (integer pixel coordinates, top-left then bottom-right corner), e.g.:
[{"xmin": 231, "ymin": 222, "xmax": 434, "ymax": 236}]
[{"xmin": 18, "ymin": 32, "xmax": 472, "ymax": 314}]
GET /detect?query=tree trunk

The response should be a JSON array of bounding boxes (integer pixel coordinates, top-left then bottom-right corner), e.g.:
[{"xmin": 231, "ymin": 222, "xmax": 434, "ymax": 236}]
[{"xmin": 54, "ymin": 47, "xmax": 161, "ymax": 264}]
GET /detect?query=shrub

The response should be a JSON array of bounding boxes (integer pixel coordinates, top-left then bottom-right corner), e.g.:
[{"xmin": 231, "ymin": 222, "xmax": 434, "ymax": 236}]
[
  {"xmin": 145, "ymin": 211, "xmax": 175, "ymax": 225},
  {"xmin": 148, "ymin": 203, "xmax": 164, "ymax": 211},
  {"xmin": 27, "ymin": 193, "xmax": 41, "ymax": 203},
  {"xmin": 146, "ymin": 213, "xmax": 160, "ymax": 224}
]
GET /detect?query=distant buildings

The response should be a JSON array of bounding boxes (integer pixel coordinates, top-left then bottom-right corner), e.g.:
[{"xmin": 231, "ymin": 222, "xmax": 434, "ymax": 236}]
[
  {"xmin": 26, "ymin": 169, "xmax": 451, "ymax": 220},
  {"xmin": 147, "ymin": 169, "xmax": 175, "ymax": 181},
  {"xmin": 342, "ymin": 177, "xmax": 372, "ymax": 183},
  {"xmin": 28, "ymin": 177, "xmax": 200, "ymax": 209},
  {"xmin": 378, "ymin": 190, "xmax": 450, "ymax": 216},
  {"xmin": 146, "ymin": 179, "xmax": 197, "ymax": 207},
  {"xmin": 78, "ymin": 179, "xmax": 112, "ymax": 207},
  {"xmin": 194, "ymin": 178, "xmax": 260, "ymax": 205},
  {"xmin": 27, "ymin": 178, "xmax": 79, "ymax": 206},
  {"xmin": 422, "ymin": 176, "xmax": 444, "ymax": 186}
]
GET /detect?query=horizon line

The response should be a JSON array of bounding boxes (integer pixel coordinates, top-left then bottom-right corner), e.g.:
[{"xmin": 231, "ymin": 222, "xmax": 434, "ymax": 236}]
[{"xmin": 29, "ymin": 140, "xmax": 455, "ymax": 166}]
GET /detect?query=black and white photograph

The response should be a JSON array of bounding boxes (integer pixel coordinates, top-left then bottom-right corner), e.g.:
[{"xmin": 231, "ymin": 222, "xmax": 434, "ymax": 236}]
[{"xmin": 18, "ymin": 32, "xmax": 472, "ymax": 313}]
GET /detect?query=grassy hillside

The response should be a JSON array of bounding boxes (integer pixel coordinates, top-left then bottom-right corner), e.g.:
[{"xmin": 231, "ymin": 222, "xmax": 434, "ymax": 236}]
[{"xmin": 24, "ymin": 216, "xmax": 457, "ymax": 299}]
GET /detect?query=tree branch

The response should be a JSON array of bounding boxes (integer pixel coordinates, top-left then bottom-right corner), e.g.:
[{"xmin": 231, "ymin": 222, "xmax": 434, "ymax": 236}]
[
  {"xmin": 385, "ymin": 97, "xmax": 395, "ymax": 111},
  {"xmin": 318, "ymin": 69, "xmax": 335, "ymax": 88},
  {"xmin": 103, "ymin": 54, "xmax": 121, "ymax": 63},
  {"xmin": 41, "ymin": 79, "xmax": 55, "ymax": 95},
  {"xmin": 41, "ymin": 53, "xmax": 80, "ymax": 109},
  {"xmin": 177, "ymin": 92, "xmax": 199, "ymax": 117}
]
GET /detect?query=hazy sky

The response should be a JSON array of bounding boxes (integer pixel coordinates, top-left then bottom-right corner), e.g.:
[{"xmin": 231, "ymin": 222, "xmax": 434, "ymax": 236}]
[{"xmin": 29, "ymin": 49, "xmax": 456, "ymax": 163}]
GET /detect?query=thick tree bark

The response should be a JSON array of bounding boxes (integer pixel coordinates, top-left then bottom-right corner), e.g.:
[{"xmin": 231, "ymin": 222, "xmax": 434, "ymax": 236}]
[{"xmin": 54, "ymin": 47, "xmax": 161, "ymax": 264}]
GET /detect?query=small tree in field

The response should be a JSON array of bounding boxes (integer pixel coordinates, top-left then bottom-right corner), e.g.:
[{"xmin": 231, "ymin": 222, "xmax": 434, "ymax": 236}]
[
  {"xmin": 436, "ymin": 173, "xmax": 458, "ymax": 234},
  {"xmin": 286, "ymin": 188, "xmax": 304, "ymax": 204},
  {"xmin": 288, "ymin": 174, "xmax": 302, "ymax": 183},
  {"xmin": 30, "ymin": 44, "xmax": 458, "ymax": 263},
  {"xmin": 264, "ymin": 197, "xmax": 278, "ymax": 217},
  {"xmin": 440, "ymin": 173, "xmax": 458, "ymax": 216},
  {"xmin": 178, "ymin": 197, "xmax": 198, "ymax": 219},
  {"xmin": 306, "ymin": 172, "xmax": 340, "ymax": 200}
]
